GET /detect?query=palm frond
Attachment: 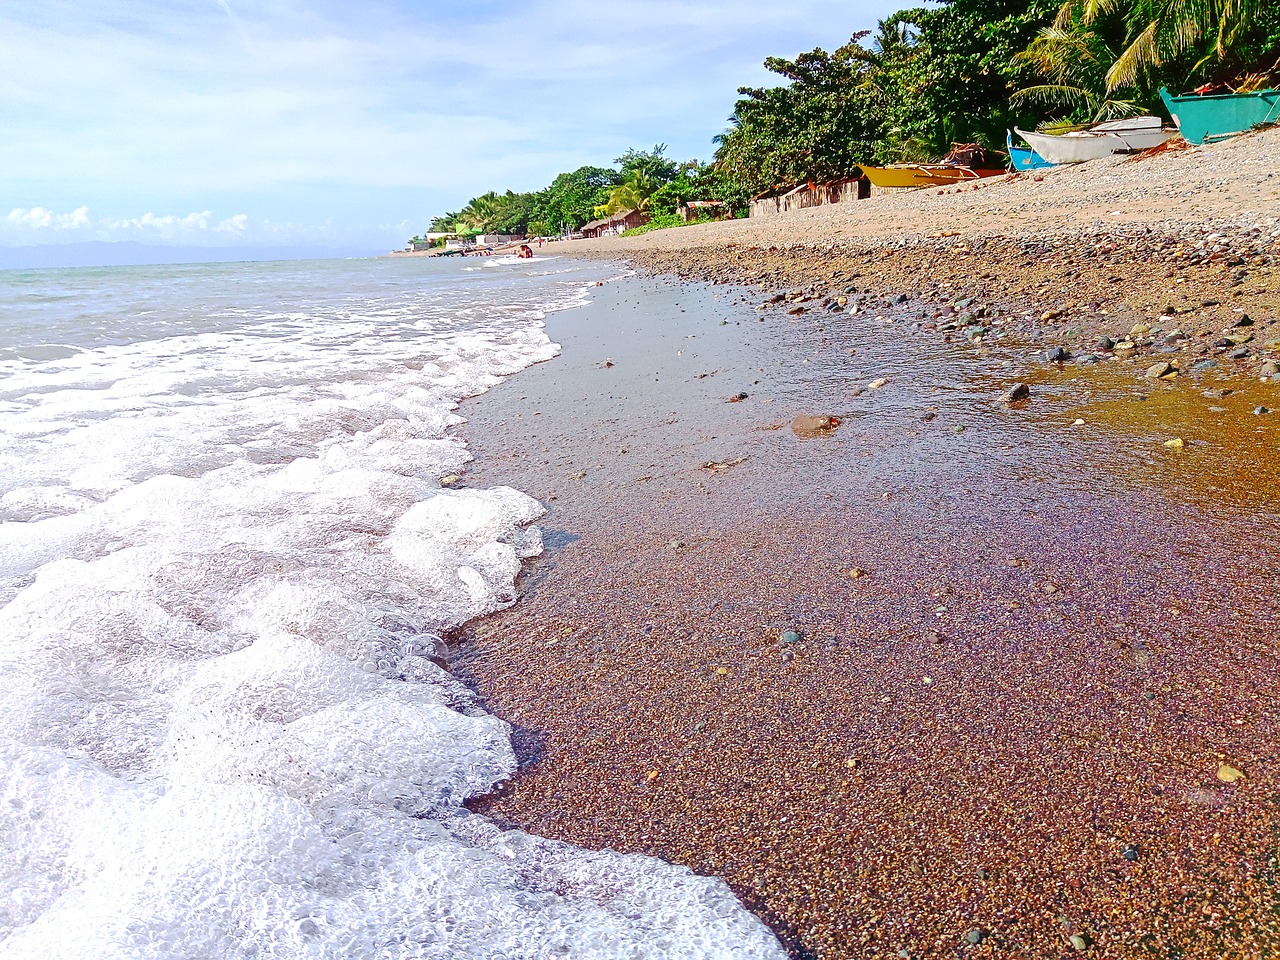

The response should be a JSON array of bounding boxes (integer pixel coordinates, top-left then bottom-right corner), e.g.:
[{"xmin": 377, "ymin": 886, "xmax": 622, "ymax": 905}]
[{"xmin": 1105, "ymin": 19, "xmax": 1158, "ymax": 91}]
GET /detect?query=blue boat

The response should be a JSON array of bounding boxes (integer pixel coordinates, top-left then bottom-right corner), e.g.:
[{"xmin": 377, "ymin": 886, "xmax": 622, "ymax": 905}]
[
  {"xmin": 1007, "ymin": 130, "xmax": 1054, "ymax": 171},
  {"xmin": 1160, "ymin": 86, "xmax": 1280, "ymax": 144}
]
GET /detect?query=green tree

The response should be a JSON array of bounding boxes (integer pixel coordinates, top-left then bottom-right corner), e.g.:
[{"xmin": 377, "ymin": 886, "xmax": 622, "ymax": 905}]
[
  {"xmin": 871, "ymin": 1, "xmax": 1058, "ymax": 159},
  {"xmin": 533, "ymin": 166, "xmax": 621, "ymax": 231},
  {"xmin": 614, "ymin": 145, "xmax": 680, "ymax": 184},
  {"xmin": 713, "ymin": 34, "xmax": 883, "ymax": 194},
  {"xmin": 1012, "ymin": 19, "xmax": 1144, "ymax": 121},
  {"xmin": 1057, "ymin": 0, "xmax": 1272, "ymax": 91}
]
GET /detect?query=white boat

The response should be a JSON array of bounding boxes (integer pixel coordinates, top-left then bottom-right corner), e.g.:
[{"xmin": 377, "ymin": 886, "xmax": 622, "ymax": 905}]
[{"xmin": 1012, "ymin": 116, "xmax": 1174, "ymax": 164}]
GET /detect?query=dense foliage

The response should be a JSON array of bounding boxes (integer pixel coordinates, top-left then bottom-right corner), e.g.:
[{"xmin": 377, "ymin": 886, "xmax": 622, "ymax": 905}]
[{"xmin": 418, "ymin": 0, "xmax": 1276, "ymax": 241}]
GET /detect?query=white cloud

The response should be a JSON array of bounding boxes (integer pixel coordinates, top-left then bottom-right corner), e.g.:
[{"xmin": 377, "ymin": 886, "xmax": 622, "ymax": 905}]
[
  {"xmin": 0, "ymin": 206, "xmax": 284, "ymax": 246},
  {"xmin": 7, "ymin": 206, "xmax": 91, "ymax": 230}
]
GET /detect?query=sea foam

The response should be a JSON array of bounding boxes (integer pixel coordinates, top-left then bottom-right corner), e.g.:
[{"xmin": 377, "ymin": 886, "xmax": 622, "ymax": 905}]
[{"xmin": 0, "ymin": 258, "xmax": 784, "ymax": 959}]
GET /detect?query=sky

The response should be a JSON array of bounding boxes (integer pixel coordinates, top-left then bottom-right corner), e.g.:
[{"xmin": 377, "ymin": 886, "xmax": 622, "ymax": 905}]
[{"xmin": 1, "ymin": 0, "xmax": 904, "ymax": 257}]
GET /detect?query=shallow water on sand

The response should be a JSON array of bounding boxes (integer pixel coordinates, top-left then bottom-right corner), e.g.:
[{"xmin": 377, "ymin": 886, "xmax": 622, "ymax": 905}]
[
  {"xmin": 0, "ymin": 256, "xmax": 787, "ymax": 960},
  {"xmin": 458, "ymin": 270, "xmax": 1280, "ymax": 960}
]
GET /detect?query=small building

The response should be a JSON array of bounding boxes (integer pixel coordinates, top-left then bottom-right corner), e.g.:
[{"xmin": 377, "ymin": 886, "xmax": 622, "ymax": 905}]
[
  {"xmin": 678, "ymin": 200, "xmax": 730, "ymax": 222},
  {"xmin": 579, "ymin": 209, "xmax": 649, "ymax": 239},
  {"xmin": 748, "ymin": 175, "xmax": 870, "ymax": 218},
  {"xmin": 407, "ymin": 232, "xmax": 455, "ymax": 252}
]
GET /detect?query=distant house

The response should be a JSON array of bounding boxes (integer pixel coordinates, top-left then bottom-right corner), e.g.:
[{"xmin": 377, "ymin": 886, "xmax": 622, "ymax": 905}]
[
  {"xmin": 748, "ymin": 175, "xmax": 871, "ymax": 218},
  {"xmin": 678, "ymin": 200, "xmax": 730, "ymax": 222},
  {"xmin": 474, "ymin": 234, "xmax": 520, "ymax": 246},
  {"xmin": 407, "ymin": 232, "xmax": 455, "ymax": 252},
  {"xmin": 579, "ymin": 209, "xmax": 649, "ymax": 238}
]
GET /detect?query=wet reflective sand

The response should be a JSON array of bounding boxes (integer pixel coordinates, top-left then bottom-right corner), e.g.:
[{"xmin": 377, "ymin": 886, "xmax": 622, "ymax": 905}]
[{"xmin": 458, "ymin": 270, "xmax": 1280, "ymax": 959}]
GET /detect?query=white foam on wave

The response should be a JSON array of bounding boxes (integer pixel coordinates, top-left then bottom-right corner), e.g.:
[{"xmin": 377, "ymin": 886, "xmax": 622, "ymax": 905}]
[{"xmin": 0, "ymin": 260, "xmax": 785, "ymax": 960}]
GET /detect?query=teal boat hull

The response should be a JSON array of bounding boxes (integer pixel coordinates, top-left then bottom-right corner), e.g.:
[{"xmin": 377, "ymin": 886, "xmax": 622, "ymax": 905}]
[
  {"xmin": 1007, "ymin": 131, "xmax": 1054, "ymax": 170},
  {"xmin": 1160, "ymin": 87, "xmax": 1280, "ymax": 145}
]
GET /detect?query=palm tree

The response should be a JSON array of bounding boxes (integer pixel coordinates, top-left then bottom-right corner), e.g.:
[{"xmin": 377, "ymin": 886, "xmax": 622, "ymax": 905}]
[
  {"xmin": 593, "ymin": 171, "xmax": 656, "ymax": 218},
  {"xmin": 1013, "ymin": 24, "xmax": 1144, "ymax": 122},
  {"xmin": 1057, "ymin": 0, "xmax": 1265, "ymax": 91}
]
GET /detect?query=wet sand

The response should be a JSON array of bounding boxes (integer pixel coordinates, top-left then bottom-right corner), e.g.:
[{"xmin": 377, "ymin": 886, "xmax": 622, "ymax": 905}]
[{"xmin": 453, "ymin": 267, "xmax": 1280, "ymax": 958}]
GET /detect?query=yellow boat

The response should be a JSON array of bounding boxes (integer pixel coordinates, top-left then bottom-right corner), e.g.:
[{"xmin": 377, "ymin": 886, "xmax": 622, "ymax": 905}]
[{"xmin": 860, "ymin": 163, "xmax": 1005, "ymax": 189}]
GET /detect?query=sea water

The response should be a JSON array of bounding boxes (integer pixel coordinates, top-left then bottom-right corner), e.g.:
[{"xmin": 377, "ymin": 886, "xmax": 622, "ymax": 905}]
[{"xmin": 0, "ymin": 256, "xmax": 784, "ymax": 959}]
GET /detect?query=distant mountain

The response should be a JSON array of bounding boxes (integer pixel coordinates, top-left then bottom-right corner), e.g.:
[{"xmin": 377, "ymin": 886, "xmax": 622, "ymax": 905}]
[{"xmin": 0, "ymin": 241, "xmax": 388, "ymax": 270}]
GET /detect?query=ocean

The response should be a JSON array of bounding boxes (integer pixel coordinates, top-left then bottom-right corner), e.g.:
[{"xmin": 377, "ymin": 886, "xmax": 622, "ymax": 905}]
[{"xmin": 0, "ymin": 255, "xmax": 784, "ymax": 959}]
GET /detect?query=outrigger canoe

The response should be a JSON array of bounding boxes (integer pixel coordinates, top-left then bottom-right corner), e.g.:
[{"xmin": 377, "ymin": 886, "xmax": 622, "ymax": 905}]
[
  {"xmin": 1159, "ymin": 86, "xmax": 1280, "ymax": 145},
  {"xmin": 1012, "ymin": 116, "xmax": 1172, "ymax": 164},
  {"xmin": 1007, "ymin": 130, "xmax": 1054, "ymax": 171},
  {"xmin": 860, "ymin": 143, "xmax": 1007, "ymax": 189},
  {"xmin": 860, "ymin": 163, "xmax": 1006, "ymax": 189}
]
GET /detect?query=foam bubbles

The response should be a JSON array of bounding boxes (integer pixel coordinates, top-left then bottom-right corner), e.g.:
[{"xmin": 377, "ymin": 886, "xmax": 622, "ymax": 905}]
[{"xmin": 0, "ymin": 259, "xmax": 785, "ymax": 959}]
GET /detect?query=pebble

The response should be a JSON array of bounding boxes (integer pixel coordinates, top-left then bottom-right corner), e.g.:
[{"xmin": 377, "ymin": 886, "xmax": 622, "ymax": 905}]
[
  {"xmin": 1070, "ymin": 933, "xmax": 1090, "ymax": 951},
  {"xmin": 780, "ymin": 630, "xmax": 802, "ymax": 644},
  {"xmin": 965, "ymin": 928, "xmax": 988, "ymax": 946},
  {"xmin": 1001, "ymin": 383, "xmax": 1031, "ymax": 403},
  {"xmin": 1217, "ymin": 762, "xmax": 1246, "ymax": 783},
  {"xmin": 1122, "ymin": 845, "xmax": 1140, "ymax": 861},
  {"xmin": 1041, "ymin": 345, "xmax": 1069, "ymax": 363},
  {"xmin": 1145, "ymin": 361, "xmax": 1175, "ymax": 379},
  {"xmin": 1255, "ymin": 405, "xmax": 1272, "ymax": 416}
]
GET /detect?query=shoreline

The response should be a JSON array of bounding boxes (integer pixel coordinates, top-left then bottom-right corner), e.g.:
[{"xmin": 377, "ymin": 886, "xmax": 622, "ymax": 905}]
[
  {"xmin": 452, "ymin": 260, "xmax": 1280, "ymax": 958},
  {"xmin": 571, "ymin": 126, "xmax": 1280, "ymax": 390}
]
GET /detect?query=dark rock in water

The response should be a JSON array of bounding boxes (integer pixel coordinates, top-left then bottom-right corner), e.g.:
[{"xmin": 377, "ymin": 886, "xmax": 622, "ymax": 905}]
[
  {"xmin": 1001, "ymin": 383, "xmax": 1031, "ymax": 403},
  {"xmin": 1228, "ymin": 347, "xmax": 1252, "ymax": 360},
  {"xmin": 1095, "ymin": 336, "xmax": 1115, "ymax": 351},
  {"xmin": 921, "ymin": 410, "xmax": 937, "ymax": 422},
  {"xmin": 1122, "ymin": 845, "xmax": 1140, "ymax": 862},
  {"xmin": 1040, "ymin": 346, "xmax": 1070, "ymax": 363}
]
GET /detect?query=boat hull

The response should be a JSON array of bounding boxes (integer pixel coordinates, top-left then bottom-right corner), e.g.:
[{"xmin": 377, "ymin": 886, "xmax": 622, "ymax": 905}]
[
  {"xmin": 861, "ymin": 165, "xmax": 1005, "ymax": 189},
  {"xmin": 1007, "ymin": 132, "xmax": 1054, "ymax": 170},
  {"xmin": 1013, "ymin": 121, "xmax": 1173, "ymax": 164},
  {"xmin": 1160, "ymin": 87, "xmax": 1280, "ymax": 145}
]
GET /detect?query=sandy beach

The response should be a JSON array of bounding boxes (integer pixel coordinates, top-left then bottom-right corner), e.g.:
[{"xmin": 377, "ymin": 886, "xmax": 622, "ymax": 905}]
[{"xmin": 453, "ymin": 131, "xmax": 1280, "ymax": 960}]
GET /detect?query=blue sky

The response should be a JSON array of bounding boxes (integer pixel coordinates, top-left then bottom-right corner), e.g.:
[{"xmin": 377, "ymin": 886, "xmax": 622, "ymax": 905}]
[{"xmin": 2, "ymin": 0, "xmax": 902, "ymax": 254}]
